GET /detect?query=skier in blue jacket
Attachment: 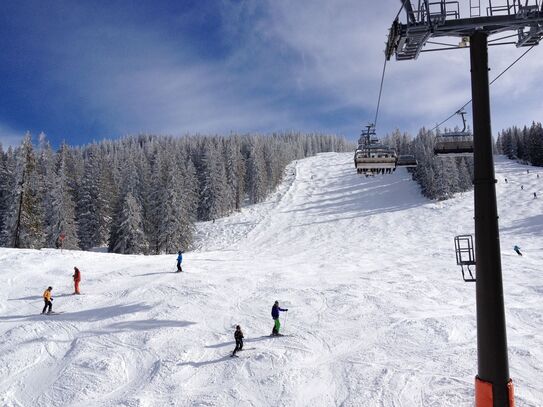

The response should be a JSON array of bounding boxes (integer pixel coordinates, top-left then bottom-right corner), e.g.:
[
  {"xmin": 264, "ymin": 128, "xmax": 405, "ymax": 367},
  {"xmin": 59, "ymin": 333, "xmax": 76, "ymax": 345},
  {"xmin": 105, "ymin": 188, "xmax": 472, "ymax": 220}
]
[
  {"xmin": 271, "ymin": 300, "xmax": 288, "ymax": 336},
  {"xmin": 176, "ymin": 251, "xmax": 183, "ymax": 272}
]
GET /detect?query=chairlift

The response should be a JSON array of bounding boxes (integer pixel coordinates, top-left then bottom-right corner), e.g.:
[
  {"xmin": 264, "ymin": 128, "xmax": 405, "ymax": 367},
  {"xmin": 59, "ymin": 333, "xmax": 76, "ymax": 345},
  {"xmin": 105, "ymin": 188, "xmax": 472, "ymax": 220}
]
[
  {"xmin": 396, "ymin": 154, "xmax": 418, "ymax": 168},
  {"xmin": 354, "ymin": 124, "xmax": 398, "ymax": 176},
  {"xmin": 434, "ymin": 109, "xmax": 474, "ymax": 157},
  {"xmin": 454, "ymin": 234, "xmax": 476, "ymax": 282}
]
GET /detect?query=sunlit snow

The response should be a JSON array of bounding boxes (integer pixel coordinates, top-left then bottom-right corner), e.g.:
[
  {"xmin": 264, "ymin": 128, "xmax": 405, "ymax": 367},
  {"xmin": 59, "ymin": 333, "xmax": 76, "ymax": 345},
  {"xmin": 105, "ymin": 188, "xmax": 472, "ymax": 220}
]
[{"xmin": 1, "ymin": 153, "xmax": 542, "ymax": 406}]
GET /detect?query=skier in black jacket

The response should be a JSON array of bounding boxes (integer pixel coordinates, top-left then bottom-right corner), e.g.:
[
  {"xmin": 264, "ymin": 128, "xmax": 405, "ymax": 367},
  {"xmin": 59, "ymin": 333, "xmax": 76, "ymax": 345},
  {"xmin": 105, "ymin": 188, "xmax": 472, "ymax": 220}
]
[{"xmin": 231, "ymin": 325, "xmax": 244, "ymax": 356}]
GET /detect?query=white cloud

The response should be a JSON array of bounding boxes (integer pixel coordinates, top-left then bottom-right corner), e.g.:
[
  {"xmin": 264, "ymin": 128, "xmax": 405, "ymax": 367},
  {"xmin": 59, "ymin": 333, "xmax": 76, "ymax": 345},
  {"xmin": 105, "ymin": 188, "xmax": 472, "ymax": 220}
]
[
  {"xmin": 31, "ymin": 1, "xmax": 543, "ymax": 140},
  {"xmin": 0, "ymin": 123, "xmax": 24, "ymax": 147},
  {"xmin": 240, "ymin": 0, "xmax": 543, "ymax": 137}
]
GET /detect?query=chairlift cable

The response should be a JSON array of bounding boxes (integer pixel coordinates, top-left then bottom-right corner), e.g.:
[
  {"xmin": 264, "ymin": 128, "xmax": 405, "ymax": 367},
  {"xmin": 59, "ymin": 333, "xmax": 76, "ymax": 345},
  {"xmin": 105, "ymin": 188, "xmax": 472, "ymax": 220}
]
[
  {"xmin": 488, "ymin": 42, "xmax": 518, "ymax": 47},
  {"xmin": 373, "ymin": 58, "xmax": 388, "ymax": 128},
  {"xmin": 489, "ymin": 44, "xmax": 536, "ymax": 85},
  {"xmin": 370, "ymin": 1, "xmax": 410, "ymax": 130},
  {"xmin": 427, "ymin": 40, "xmax": 460, "ymax": 47},
  {"xmin": 488, "ymin": 33, "xmax": 519, "ymax": 43},
  {"xmin": 429, "ymin": 44, "xmax": 536, "ymax": 133}
]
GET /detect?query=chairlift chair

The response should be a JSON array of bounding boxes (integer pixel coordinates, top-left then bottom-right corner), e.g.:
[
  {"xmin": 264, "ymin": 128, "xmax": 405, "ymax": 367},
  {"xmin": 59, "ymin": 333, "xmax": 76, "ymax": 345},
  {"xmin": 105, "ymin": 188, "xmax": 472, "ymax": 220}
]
[
  {"xmin": 397, "ymin": 154, "xmax": 418, "ymax": 168},
  {"xmin": 355, "ymin": 124, "xmax": 398, "ymax": 176},
  {"xmin": 434, "ymin": 109, "xmax": 474, "ymax": 157}
]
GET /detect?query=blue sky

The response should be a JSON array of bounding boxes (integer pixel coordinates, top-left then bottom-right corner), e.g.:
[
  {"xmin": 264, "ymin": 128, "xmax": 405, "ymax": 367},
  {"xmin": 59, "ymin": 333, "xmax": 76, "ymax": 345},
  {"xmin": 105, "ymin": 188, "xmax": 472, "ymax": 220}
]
[{"xmin": 1, "ymin": 0, "xmax": 542, "ymax": 148}]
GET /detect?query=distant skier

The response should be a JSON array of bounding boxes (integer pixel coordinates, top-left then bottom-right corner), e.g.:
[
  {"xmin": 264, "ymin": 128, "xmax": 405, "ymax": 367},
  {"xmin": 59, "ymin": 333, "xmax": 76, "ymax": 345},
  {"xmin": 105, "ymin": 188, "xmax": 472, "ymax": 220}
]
[
  {"xmin": 42, "ymin": 286, "xmax": 53, "ymax": 314},
  {"xmin": 514, "ymin": 245, "xmax": 523, "ymax": 256},
  {"xmin": 521, "ymin": 185, "xmax": 524, "ymax": 190},
  {"xmin": 56, "ymin": 232, "xmax": 65, "ymax": 250},
  {"xmin": 534, "ymin": 192, "xmax": 537, "ymax": 199},
  {"xmin": 504, "ymin": 178, "xmax": 508, "ymax": 183},
  {"xmin": 176, "ymin": 251, "xmax": 183, "ymax": 272},
  {"xmin": 231, "ymin": 325, "xmax": 244, "ymax": 357},
  {"xmin": 271, "ymin": 300, "xmax": 288, "ymax": 336},
  {"xmin": 73, "ymin": 266, "xmax": 81, "ymax": 295}
]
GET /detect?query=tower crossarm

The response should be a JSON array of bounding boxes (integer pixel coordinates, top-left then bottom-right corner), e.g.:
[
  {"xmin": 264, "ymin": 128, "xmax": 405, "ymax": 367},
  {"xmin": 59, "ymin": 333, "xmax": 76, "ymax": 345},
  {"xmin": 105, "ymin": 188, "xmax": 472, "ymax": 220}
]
[{"xmin": 385, "ymin": 1, "xmax": 543, "ymax": 60}]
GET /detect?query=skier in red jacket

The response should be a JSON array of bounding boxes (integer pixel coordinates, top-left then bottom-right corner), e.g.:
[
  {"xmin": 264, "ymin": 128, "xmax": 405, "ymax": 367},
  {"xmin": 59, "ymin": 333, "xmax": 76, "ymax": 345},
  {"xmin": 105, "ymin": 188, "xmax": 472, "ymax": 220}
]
[{"xmin": 73, "ymin": 267, "xmax": 81, "ymax": 294}]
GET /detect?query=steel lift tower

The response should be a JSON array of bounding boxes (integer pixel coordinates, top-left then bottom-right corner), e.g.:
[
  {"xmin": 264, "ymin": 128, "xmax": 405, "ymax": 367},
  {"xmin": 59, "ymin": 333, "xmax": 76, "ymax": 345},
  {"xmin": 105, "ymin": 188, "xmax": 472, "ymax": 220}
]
[{"xmin": 385, "ymin": 1, "xmax": 543, "ymax": 406}]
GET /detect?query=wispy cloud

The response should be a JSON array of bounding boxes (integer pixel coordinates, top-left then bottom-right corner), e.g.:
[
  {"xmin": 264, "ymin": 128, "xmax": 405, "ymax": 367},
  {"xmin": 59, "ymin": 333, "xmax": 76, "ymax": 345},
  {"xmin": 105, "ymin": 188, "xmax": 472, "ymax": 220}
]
[
  {"xmin": 0, "ymin": 123, "xmax": 24, "ymax": 147},
  {"xmin": 1, "ymin": 1, "xmax": 541, "ymax": 145}
]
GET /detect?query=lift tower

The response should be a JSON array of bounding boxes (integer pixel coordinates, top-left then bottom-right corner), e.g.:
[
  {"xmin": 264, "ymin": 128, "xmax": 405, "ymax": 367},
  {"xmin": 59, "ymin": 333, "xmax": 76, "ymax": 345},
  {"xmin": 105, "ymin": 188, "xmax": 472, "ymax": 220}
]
[{"xmin": 385, "ymin": 2, "xmax": 543, "ymax": 406}]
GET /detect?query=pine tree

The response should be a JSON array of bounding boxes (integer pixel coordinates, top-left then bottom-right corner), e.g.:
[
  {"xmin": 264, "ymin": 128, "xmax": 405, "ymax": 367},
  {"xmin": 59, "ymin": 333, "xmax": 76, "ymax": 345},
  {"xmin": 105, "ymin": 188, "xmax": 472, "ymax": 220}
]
[
  {"xmin": 2, "ymin": 134, "xmax": 44, "ymax": 248},
  {"xmin": 108, "ymin": 151, "xmax": 148, "ymax": 254},
  {"xmin": 224, "ymin": 137, "xmax": 246, "ymax": 211},
  {"xmin": 198, "ymin": 141, "xmax": 228, "ymax": 221},
  {"xmin": 246, "ymin": 139, "xmax": 267, "ymax": 204},
  {"xmin": 108, "ymin": 191, "xmax": 147, "ymax": 254},
  {"xmin": 46, "ymin": 144, "xmax": 79, "ymax": 249}
]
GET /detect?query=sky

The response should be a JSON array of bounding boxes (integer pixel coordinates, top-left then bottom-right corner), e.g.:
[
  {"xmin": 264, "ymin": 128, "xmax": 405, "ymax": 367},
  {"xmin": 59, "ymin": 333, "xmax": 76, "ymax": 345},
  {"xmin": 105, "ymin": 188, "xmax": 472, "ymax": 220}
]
[{"xmin": 1, "ymin": 0, "xmax": 542, "ymax": 148}]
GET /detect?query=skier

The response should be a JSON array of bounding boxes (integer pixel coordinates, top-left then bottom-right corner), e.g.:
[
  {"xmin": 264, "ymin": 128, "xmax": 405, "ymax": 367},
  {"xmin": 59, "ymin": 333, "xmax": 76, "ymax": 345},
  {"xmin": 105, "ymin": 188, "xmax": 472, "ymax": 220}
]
[
  {"xmin": 231, "ymin": 325, "xmax": 244, "ymax": 357},
  {"xmin": 271, "ymin": 300, "xmax": 288, "ymax": 336},
  {"xmin": 504, "ymin": 178, "xmax": 508, "ymax": 183},
  {"xmin": 514, "ymin": 245, "xmax": 523, "ymax": 256},
  {"xmin": 521, "ymin": 185, "xmax": 524, "ymax": 190},
  {"xmin": 176, "ymin": 250, "xmax": 183, "ymax": 272},
  {"xmin": 73, "ymin": 266, "xmax": 81, "ymax": 295},
  {"xmin": 56, "ymin": 232, "xmax": 65, "ymax": 250},
  {"xmin": 534, "ymin": 192, "xmax": 537, "ymax": 199},
  {"xmin": 42, "ymin": 286, "xmax": 53, "ymax": 314}
]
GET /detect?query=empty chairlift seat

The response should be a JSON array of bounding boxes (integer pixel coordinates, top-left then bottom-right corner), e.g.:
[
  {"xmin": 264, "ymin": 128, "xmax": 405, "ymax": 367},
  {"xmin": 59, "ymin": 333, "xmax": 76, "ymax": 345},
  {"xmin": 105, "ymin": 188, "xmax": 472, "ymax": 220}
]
[
  {"xmin": 434, "ymin": 131, "xmax": 474, "ymax": 156},
  {"xmin": 433, "ymin": 109, "xmax": 474, "ymax": 157},
  {"xmin": 396, "ymin": 154, "xmax": 418, "ymax": 167}
]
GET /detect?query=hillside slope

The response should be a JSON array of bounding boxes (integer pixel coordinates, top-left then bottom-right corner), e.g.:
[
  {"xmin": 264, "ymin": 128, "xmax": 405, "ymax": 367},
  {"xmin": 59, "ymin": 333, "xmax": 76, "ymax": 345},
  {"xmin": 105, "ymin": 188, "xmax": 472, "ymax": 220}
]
[{"xmin": 1, "ymin": 153, "xmax": 542, "ymax": 407}]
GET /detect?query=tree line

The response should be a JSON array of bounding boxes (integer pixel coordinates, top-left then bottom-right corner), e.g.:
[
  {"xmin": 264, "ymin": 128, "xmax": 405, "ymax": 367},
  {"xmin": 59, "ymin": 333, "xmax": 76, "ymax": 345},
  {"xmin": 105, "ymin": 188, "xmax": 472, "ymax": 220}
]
[
  {"xmin": 384, "ymin": 120, "xmax": 542, "ymax": 200},
  {"xmin": 383, "ymin": 128, "xmax": 474, "ymax": 201},
  {"xmin": 495, "ymin": 122, "xmax": 543, "ymax": 166},
  {"xmin": 0, "ymin": 133, "xmax": 350, "ymax": 254}
]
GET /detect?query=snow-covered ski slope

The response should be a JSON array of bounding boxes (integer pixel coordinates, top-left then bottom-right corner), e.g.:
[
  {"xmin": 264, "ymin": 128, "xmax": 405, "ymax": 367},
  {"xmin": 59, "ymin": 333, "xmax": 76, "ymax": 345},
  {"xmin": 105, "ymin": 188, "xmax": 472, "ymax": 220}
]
[{"xmin": 1, "ymin": 153, "xmax": 542, "ymax": 407}]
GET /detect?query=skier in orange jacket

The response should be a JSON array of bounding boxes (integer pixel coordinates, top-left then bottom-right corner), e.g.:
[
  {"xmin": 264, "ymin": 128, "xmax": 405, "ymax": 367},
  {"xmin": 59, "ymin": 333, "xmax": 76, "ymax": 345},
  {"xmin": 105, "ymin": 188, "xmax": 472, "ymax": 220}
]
[
  {"xmin": 42, "ymin": 287, "xmax": 53, "ymax": 314},
  {"xmin": 73, "ymin": 267, "xmax": 81, "ymax": 295}
]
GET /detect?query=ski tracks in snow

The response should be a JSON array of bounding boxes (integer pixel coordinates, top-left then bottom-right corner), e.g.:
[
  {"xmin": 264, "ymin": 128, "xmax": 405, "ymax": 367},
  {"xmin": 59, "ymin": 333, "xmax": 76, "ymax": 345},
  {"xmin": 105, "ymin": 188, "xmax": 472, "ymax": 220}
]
[{"xmin": 1, "ymin": 153, "xmax": 542, "ymax": 406}]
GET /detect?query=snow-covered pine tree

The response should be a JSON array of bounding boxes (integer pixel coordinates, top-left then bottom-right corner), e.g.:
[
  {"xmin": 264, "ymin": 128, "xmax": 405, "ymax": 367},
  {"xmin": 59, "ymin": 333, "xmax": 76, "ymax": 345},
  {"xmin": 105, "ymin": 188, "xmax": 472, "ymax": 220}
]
[
  {"xmin": 108, "ymin": 154, "xmax": 148, "ymax": 254},
  {"xmin": 77, "ymin": 145, "xmax": 103, "ymax": 250},
  {"xmin": 36, "ymin": 133, "xmax": 55, "ymax": 244},
  {"xmin": 0, "ymin": 145, "xmax": 9, "ymax": 236},
  {"xmin": 46, "ymin": 143, "xmax": 79, "ymax": 249},
  {"xmin": 527, "ymin": 122, "xmax": 543, "ymax": 166},
  {"xmin": 223, "ymin": 136, "xmax": 245, "ymax": 211},
  {"xmin": 108, "ymin": 191, "xmax": 147, "ymax": 254},
  {"xmin": 457, "ymin": 157, "xmax": 473, "ymax": 192},
  {"xmin": 245, "ymin": 138, "xmax": 267, "ymax": 204},
  {"xmin": 198, "ymin": 140, "xmax": 228, "ymax": 221},
  {"xmin": 1, "ymin": 134, "xmax": 45, "ymax": 248},
  {"xmin": 152, "ymin": 151, "xmax": 193, "ymax": 253}
]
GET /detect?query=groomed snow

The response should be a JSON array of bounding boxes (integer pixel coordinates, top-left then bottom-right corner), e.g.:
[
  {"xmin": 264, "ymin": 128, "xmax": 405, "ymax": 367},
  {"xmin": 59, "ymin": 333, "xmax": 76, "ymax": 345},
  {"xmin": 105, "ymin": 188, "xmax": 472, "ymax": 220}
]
[{"xmin": 1, "ymin": 153, "xmax": 542, "ymax": 406}]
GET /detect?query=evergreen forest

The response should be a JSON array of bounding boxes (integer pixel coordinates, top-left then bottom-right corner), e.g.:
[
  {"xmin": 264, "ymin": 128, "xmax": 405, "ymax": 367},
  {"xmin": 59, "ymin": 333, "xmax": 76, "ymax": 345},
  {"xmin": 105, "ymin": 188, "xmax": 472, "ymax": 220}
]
[{"xmin": 0, "ymin": 133, "xmax": 350, "ymax": 254}]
